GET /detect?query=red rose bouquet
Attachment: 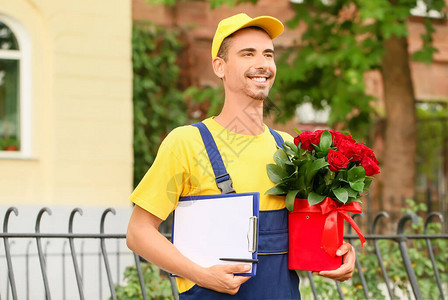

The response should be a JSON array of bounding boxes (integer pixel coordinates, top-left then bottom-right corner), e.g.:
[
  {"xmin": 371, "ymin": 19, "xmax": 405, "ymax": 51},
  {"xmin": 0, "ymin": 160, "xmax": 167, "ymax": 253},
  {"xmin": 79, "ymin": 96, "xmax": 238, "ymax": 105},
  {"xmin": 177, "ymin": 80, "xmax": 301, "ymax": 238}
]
[
  {"xmin": 266, "ymin": 129, "xmax": 379, "ymax": 271},
  {"xmin": 266, "ymin": 129, "xmax": 379, "ymax": 210}
]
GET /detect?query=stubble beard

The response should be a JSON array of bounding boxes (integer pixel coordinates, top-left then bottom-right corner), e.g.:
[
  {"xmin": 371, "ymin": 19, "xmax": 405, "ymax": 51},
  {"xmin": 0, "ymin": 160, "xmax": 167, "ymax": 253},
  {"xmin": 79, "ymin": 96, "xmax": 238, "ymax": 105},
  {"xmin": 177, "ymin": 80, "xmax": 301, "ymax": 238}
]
[
  {"xmin": 252, "ymin": 92, "xmax": 268, "ymax": 101},
  {"xmin": 246, "ymin": 84, "xmax": 271, "ymax": 101},
  {"xmin": 245, "ymin": 70, "xmax": 273, "ymax": 101}
]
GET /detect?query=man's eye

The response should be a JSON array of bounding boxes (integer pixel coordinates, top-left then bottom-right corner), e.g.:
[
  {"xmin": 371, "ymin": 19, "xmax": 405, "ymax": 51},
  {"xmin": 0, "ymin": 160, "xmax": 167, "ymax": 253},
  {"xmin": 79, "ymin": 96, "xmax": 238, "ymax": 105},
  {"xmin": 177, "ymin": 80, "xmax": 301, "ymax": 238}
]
[
  {"xmin": 243, "ymin": 52, "xmax": 253, "ymax": 56},
  {"xmin": 265, "ymin": 53, "xmax": 274, "ymax": 58}
]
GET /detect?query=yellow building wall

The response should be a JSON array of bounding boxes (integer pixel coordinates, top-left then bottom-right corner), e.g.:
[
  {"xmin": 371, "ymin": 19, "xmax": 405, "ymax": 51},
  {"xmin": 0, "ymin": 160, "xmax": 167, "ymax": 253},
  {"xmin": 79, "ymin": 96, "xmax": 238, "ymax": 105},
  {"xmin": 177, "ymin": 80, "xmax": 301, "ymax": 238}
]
[{"xmin": 0, "ymin": 0, "xmax": 133, "ymax": 207}]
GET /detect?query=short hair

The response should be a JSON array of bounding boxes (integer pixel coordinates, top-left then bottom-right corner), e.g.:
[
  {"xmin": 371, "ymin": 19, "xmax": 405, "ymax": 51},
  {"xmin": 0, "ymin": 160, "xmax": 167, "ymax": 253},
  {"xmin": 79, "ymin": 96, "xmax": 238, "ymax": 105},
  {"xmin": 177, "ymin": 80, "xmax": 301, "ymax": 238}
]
[{"xmin": 216, "ymin": 26, "xmax": 268, "ymax": 62}]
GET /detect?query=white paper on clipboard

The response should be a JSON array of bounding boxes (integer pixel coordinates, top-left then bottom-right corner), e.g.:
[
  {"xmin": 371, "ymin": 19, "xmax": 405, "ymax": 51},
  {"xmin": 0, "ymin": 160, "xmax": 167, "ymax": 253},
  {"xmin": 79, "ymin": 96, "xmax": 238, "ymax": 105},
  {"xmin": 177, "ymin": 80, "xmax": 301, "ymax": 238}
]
[{"xmin": 171, "ymin": 192, "xmax": 259, "ymax": 276}]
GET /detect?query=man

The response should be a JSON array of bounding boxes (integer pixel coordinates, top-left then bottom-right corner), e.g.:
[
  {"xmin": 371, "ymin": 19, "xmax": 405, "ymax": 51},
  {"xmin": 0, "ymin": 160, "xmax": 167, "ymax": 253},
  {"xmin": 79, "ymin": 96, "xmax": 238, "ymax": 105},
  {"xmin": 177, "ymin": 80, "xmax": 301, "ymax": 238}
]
[{"xmin": 127, "ymin": 13, "xmax": 355, "ymax": 298}]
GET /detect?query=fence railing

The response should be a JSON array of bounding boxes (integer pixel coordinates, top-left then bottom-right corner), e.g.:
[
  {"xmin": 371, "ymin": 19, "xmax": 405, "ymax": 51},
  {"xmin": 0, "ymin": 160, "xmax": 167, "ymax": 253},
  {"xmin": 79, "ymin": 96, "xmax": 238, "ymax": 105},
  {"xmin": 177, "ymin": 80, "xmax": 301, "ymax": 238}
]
[
  {"xmin": 1, "ymin": 207, "xmax": 446, "ymax": 300},
  {"xmin": 0, "ymin": 207, "xmax": 175, "ymax": 300},
  {"xmin": 303, "ymin": 211, "xmax": 447, "ymax": 300}
]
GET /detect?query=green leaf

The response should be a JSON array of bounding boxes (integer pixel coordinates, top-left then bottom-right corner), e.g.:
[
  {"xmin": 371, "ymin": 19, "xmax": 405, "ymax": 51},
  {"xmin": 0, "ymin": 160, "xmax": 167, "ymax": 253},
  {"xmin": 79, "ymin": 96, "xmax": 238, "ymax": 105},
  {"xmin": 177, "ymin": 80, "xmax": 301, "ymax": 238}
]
[
  {"xmin": 323, "ymin": 170, "xmax": 336, "ymax": 186},
  {"xmin": 350, "ymin": 180, "xmax": 365, "ymax": 192},
  {"xmin": 285, "ymin": 140, "xmax": 299, "ymax": 156},
  {"xmin": 284, "ymin": 163, "xmax": 296, "ymax": 176},
  {"xmin": 333, "ymin": 188, "xmax": 348, "ymax": 204},
  {"xmin": 294, "ymin": 128, "xmax": 301, "ymax": 135},
  {"xmin": 347, "ymin": 197, "xmax": 361, "ymax": 204},
  {"xmin": 305, "ymin": 158, "xmax": 329, "ymax": 185},
  {"xmin": 318, "ymin": 130, "xmax": 332, "ymax": 153},
  {"xmin": 264, "ymin": 185, "xmax": 286, "ymax": 195},
  {"xmin": 296, "ymin": 175, "xmax": 306, "ymax": 192},
  {"xmin": 266, "ymin": 164, "xmax": 288, "ymax": 184},
  {"xmin": 273, "ymin": 149, "xmax": 288, "ymax": 169},
  {"xmin": 286, "ymin": 190, "xmax": 299, "ymax": 212},
  {"xmin": 293, "ymin": 158, "xmax": 304, "ymax": 168},
  {"xmin": 284, "ymin": 146, "xmax": 296, "ymax": 158},
  {"xmin": 298, "ymin": 160, "xmax": 312, "ymax": 175},
  {"xmin": 346, "ymin": 186, "xmax": 359, "ymax": 198},
  {"xmin": 347, "ymin": 166, "xmax": 366, "ymax": 183},
  {"xmin": 335, "ymin": 170, "xmax": 348, "ymax": 186},
  {"xmin": 364, "ymin": 177, "xmax": 373, "ymax": 190},
  {"xmin": 308, "ymin": 192, "xmax": 326, "ymax": 206}
]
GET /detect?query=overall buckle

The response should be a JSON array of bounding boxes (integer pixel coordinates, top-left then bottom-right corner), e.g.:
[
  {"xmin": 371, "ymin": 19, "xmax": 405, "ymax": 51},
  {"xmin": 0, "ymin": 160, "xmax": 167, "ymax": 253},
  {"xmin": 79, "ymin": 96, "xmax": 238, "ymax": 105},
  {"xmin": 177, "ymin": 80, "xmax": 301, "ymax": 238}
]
[{"xmin": 215, "ymin": 173, "xmax": 236, "ymax": 194}]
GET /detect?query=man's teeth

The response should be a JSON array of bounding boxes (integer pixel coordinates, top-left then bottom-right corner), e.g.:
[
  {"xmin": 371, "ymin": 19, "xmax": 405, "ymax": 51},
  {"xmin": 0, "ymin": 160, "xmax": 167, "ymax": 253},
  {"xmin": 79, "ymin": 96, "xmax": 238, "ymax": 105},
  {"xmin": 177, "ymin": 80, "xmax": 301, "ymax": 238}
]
[{"xmin": 251, "ymin": 77, "xmax": 267, "ymax": 82}]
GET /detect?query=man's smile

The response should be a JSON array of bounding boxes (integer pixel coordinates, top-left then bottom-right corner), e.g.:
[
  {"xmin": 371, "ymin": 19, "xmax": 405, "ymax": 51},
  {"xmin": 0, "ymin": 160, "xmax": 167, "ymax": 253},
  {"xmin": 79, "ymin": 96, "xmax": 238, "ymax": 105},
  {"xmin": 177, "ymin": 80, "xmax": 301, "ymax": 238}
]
[
  {"xmin": 251, "ymin": 76, "xmax": 267, "ymax": 83},
  {"xmin": 246, "ymin": 71, "xmax": 273, "ymax": 85}
]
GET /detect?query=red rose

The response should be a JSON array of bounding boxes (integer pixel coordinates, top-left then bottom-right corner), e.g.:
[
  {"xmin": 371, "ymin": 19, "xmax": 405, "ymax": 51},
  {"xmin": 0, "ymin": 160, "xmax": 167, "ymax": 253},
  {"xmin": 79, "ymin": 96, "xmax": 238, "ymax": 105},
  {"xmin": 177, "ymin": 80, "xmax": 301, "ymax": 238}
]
[
  {"xmin": 361, "ymin": 156, "xmax": 380, "ymax": 176},
  {"xmin": 296, "ymin": 131, "xmax": 323, "ymax": 151},
  {"xmin": 309, "ymin": 130, "xmax": 324, "ymax": 149},
  {"xmin": 330, "ymin": 130, "xmax": 355, "ymax": 147},
  {"xmin": 358, "ymin": 143, "xmax": 379, "ymax": 164},
  {"xmin": 337, "ymin": 139, "xmax": 362, "ymax": 161},
  {"xmin": 294, "ymin": 131, "xmax": 313, "ymax": 150},
  {"xmin": 327, "ymin": 149, "xmax": 349, "ymax": 172},
  {"xmin": 294, "ymin": 135, "xmax": 301, "ymax": 146}
]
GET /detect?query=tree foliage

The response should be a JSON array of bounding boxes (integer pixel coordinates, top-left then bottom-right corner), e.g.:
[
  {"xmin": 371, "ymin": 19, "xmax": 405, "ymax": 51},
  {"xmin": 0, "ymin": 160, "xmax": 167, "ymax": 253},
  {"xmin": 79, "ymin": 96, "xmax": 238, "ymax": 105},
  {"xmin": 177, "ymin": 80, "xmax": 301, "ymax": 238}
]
[
  {"xmin": 272, "ymin": 0, "xmax": 445, "ymax": 137},
  {"xmin": 132, "ymin": 22, "xmax": 187, "ymax": 187}
]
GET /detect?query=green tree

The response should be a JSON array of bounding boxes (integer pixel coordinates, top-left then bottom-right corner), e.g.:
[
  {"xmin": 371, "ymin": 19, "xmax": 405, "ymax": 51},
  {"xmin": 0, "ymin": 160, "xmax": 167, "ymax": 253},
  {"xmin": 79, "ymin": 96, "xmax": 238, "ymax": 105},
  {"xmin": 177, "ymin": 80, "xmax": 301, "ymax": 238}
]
[
  {"xmin": 147, "ymin": 0, "xmax": 446, "ymax": 216},
  {"xmin": 132, "ymin": 22, "xmax": 187, "ymax": 187}
]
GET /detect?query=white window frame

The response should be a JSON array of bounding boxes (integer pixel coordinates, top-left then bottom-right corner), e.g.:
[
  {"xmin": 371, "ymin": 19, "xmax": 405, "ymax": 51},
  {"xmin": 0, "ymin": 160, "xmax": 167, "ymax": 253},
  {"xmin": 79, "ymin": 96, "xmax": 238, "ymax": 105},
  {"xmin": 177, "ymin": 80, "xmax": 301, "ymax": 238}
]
[{"xmin": 0, "ymin": 14, "xmax": 32, "ymax": 159}]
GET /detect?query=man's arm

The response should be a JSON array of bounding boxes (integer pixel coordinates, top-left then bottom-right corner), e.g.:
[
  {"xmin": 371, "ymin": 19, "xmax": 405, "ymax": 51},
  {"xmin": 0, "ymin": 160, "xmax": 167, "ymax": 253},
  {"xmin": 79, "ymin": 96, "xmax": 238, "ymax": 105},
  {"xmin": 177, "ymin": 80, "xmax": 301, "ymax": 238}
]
[
  {"xmin": 126, "ymin": 205, "xmax": 251, "ymax": 294},
  {"xmin": 314, "ymin": 242, "xmax": 356, "ymax": 282}
]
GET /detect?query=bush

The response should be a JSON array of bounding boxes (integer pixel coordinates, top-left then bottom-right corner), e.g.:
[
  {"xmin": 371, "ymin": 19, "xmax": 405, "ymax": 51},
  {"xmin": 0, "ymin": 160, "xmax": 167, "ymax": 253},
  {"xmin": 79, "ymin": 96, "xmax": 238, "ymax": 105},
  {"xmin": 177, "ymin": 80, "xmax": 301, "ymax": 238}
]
[{"xmin": 114, "ymin": 263, "xmax": 173, "ymax": 300}]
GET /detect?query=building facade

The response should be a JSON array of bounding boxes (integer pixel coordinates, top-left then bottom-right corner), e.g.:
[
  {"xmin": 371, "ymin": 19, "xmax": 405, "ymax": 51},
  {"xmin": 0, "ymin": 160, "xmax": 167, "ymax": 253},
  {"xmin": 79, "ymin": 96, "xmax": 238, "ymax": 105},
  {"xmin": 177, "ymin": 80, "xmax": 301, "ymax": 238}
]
[
  {"xmin": 0, "ymin": 0, "xmax": 133, "ymax": 207},
  {"xmin": 0, "ymin": 1, "xmax": 134, "ymax": 298}
]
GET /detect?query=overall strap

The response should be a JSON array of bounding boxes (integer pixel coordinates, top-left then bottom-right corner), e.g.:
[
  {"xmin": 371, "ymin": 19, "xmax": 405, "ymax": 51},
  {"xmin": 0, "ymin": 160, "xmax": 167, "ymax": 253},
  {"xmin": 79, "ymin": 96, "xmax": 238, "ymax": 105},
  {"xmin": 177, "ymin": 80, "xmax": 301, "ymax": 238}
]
[
  {"xmin": 269, "ymin": 128, "xmax": 285, "ymax": 149},
  {"xmin": 192, "ymin": 122, "xmax": 236, "ymax": 194}
]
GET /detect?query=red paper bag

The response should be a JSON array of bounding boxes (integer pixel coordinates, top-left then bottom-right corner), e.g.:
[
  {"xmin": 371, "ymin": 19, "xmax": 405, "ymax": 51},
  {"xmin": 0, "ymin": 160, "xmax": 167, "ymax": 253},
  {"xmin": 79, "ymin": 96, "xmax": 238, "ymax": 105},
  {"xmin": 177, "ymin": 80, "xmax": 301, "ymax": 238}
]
[{"xmin": 289, "ymin": 208, "xmax": 344, "ymax": 271}]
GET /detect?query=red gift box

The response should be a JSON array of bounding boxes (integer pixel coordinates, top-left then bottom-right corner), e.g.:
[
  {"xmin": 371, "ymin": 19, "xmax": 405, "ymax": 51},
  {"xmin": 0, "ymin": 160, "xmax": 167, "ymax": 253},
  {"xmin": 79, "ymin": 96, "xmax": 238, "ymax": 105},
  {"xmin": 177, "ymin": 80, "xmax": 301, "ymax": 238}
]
[{"xmin": 288, "ymin": 198, "xmax": 365, "ymax": 271}]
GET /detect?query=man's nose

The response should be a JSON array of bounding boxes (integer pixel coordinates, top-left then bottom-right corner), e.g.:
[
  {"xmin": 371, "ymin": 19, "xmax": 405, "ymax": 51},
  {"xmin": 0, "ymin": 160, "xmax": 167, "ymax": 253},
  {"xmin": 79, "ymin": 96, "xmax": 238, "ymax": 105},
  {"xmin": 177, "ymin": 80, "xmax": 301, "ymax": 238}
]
[{"xmin": 254, "ymin": 54, "xmax": 269, "ymax": 69}]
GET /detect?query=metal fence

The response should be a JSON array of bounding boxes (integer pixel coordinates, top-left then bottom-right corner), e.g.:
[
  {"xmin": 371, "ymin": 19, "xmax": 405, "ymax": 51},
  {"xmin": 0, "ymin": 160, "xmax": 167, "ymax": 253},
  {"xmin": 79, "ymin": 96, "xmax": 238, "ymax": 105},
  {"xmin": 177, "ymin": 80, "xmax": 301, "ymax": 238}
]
[
  {"xmin": 304, "ymin": 211, "xmax": 447, "ymax": 300},
  {"xmin": 0, "ymin": 207, "xmax": 176, "ymax": 300},
  {"xmin": 1, "ymin": 206, "xmax": 447, "ymax": 300}
]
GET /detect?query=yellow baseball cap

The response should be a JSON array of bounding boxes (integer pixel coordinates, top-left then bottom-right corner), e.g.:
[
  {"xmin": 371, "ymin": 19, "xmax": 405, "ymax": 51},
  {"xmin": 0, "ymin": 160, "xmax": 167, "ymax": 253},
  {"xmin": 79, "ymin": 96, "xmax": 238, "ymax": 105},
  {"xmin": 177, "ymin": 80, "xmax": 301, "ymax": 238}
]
[{"xmin": 211, "ymin": 13, "xmax": 284, "ymax": 58}]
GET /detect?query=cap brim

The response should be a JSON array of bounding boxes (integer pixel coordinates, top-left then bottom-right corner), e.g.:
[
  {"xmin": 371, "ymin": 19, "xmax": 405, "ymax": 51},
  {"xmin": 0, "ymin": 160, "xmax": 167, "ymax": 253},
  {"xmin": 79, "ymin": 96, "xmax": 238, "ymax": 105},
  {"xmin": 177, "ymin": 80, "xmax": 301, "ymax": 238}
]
[{"xmin": 237, "ymin": 16, "xmax": 284, "ymax": 40}]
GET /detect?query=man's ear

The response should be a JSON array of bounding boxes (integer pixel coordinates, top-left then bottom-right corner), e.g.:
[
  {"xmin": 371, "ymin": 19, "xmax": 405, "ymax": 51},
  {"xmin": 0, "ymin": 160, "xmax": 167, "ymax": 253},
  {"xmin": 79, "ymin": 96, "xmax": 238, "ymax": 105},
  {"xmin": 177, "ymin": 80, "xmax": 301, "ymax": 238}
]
[{"xmin": 212, "ymin": 57, "xmax": 225, "ymax": 79}]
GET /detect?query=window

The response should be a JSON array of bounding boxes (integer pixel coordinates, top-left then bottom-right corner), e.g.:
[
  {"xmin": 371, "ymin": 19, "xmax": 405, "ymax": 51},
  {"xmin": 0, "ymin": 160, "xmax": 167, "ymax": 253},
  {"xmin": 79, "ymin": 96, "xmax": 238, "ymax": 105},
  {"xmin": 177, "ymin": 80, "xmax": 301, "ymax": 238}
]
[{"xmin": 0, "ymin": 15, "xmax": 31, "ymax": 158}]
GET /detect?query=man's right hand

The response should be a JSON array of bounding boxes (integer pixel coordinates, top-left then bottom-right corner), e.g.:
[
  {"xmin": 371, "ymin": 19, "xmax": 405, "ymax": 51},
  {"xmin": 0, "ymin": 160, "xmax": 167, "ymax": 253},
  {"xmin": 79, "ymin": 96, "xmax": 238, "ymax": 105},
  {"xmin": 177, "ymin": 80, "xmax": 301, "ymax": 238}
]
[{"xmin": 196, "ymin": 264, "xmax": 252, "ymax": 295}]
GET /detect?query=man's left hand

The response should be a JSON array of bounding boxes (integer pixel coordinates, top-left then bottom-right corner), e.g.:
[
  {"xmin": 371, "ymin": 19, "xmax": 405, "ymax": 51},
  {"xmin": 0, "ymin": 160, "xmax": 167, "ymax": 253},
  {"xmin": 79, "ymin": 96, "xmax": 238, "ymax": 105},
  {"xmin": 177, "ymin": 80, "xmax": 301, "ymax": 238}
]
[{"xmin": 313, "ymin": 242, "xmax": 356, "ymax": 282}]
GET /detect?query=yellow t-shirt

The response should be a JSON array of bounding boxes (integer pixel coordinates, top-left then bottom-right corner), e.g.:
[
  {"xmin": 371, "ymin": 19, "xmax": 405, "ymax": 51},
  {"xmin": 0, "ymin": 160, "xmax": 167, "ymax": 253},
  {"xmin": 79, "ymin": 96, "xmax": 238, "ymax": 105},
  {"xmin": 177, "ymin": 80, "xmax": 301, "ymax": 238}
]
[{"xmin": 130, "ymin": 117, "xmax": 293, "ymax": 293}]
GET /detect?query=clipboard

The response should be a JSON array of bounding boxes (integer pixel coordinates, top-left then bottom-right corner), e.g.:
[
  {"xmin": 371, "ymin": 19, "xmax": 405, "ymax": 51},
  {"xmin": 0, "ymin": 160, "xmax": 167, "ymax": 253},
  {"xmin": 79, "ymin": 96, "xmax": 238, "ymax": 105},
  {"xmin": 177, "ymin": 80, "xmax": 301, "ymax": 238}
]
[{"xmin": 171, "ymin": 192, "xmax": 259, "ymax": 276}]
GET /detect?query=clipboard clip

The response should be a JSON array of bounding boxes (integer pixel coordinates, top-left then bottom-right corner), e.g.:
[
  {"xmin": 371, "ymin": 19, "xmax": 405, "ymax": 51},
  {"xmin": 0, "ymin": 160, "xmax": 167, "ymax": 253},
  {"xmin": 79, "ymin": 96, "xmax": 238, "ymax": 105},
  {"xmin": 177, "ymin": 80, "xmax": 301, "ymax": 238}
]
[{"xmin": 248, "ymin": 216, "xmax": 258, "ymax": 253}]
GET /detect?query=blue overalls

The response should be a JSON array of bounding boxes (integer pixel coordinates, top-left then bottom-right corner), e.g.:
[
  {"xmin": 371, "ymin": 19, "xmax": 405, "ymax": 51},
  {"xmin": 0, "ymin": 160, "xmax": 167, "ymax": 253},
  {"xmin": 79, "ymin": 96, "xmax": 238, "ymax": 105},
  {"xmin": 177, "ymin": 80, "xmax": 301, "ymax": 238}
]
[{"xmin": 179, "ymin": 122, "xmax": 301, "ymax": 299}]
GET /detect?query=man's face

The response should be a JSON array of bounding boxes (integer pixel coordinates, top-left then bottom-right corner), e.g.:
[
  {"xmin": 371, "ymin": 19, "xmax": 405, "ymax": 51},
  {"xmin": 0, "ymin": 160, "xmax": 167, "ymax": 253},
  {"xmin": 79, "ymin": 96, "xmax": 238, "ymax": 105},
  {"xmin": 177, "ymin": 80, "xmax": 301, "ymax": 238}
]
[{"xmin": 220, "ymin": 28, "xmax": 276, "ymax": 101}]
